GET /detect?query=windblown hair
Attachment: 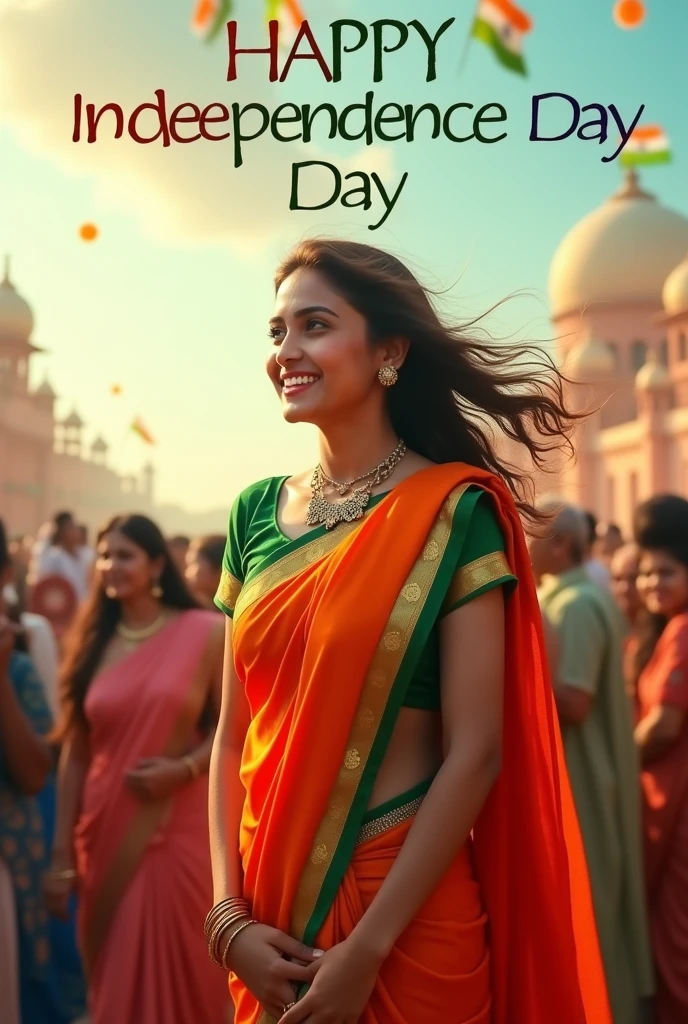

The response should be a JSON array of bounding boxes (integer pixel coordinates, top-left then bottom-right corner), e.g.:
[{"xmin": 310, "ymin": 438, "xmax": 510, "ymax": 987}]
[
  {"xmin": 275, "ymin": 239, "xmax": 579, "ymax": 522},
  {"xmin": 57, "ymin": 514, "xmax": 198, "ymax": 740},
  {"xmin": 633, "ymin": 494, "xmax": 688, "ymax": 682}
]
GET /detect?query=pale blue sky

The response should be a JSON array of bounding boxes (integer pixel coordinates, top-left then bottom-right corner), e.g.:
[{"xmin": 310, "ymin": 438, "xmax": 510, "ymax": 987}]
[{"xmin": 0, "ymin": 0, "xmax": 685, "ymax": 513}]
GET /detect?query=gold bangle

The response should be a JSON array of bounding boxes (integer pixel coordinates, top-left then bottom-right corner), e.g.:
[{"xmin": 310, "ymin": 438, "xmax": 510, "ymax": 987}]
[
  {"xmin": 221, "ymin": 919, "xmax": 257, "ymax": 970},
  {"xmin": 208, "ymin": 911, "xmax": 248, "ymax": 961},
  {"xmin": 181, "ymin": 755, "xmax": 200, "ymax": 781},
  {"xmin": 204, "ymin": 898, "xmax": 251, "ymax": 942}
]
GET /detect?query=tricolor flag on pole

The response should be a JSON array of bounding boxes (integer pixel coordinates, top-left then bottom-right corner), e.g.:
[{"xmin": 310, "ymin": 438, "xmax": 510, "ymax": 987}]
[
  {"xmin": 191, "ymin": 0, "xmax": 232, "ymax": 43},
  {"xmin": 130, "ymin": 417, "xmax": 156, "ymax": 446},
  {"xmin": 620, "ymin": 125, "xmax": 672, "ymax": 167},
  {"xmin": 471, "ymin": 0, "xmax": 533, "ymax": 76}
]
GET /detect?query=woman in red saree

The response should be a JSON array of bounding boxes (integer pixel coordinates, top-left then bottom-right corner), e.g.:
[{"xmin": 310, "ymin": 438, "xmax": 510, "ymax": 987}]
[
  {"xmin": 45, "ymin": 514, "xmax": 229, "ymax": 1024},
  {"xmin": 208, "ymin": 240, "xmax": 612, "ymax": 1024},
  {"xmin": 634, "ymin": 496, "xmax": 688, "ymax": 1023}
]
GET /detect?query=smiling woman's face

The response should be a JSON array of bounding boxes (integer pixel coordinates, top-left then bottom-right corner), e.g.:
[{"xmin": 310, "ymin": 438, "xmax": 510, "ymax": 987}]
[
  {"xmin": 638, "ymin": 548, "xmax": 688, "ymax": 620},
  {"xmin": 97, "ymin": 530, "xmax": 162, "ymax": 603},
  {"xmin": 266, "ymin": 267, "xmax": 385, "ymax": 426}
]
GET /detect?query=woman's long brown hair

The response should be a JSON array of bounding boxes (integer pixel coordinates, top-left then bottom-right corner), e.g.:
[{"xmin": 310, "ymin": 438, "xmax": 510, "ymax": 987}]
[{"xmin": 275, "ymin": 238, "xmax": 579, "ymax": 523}]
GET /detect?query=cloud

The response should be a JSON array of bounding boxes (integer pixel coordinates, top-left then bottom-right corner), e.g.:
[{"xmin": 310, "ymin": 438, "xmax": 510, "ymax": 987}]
[{"xmin": 0, "ymin": 0, "xmax": 395, "ymax": 248}]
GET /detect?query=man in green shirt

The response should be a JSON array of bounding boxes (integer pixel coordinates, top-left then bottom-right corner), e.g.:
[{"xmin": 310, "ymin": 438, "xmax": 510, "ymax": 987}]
[{"xmin": 529, "ymin": 500, "xmax": 653, "ymax": 1024}]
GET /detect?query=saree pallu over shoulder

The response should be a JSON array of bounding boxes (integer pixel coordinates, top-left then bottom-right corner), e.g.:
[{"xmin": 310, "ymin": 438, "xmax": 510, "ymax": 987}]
[{"xmin": 231, "ymin": 465, "xmax": 612, "ymax": 1024}]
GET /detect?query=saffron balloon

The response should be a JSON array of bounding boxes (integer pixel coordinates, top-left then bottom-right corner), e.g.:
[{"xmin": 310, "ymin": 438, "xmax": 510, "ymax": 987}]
[
  {"xmin": 613, "ymin": 0, "xmax": 646, "ymax": 30},
  {"xmin": 79, "ymin": 223, "xmax": 99, "ymax": 242}
]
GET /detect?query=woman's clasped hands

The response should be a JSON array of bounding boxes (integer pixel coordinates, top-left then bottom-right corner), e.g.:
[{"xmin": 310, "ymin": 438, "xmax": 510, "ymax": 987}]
[
  {"xmin": 225, "ymin": 923, "xmax": 321, "ymax": 1021},
  {"xmin": 227, "ymin": 925, "xmax": 381, "ymax": 1023},
  {"xmin": 279, "ymin": 936, "xmax": 380, "ymax": 1024}
]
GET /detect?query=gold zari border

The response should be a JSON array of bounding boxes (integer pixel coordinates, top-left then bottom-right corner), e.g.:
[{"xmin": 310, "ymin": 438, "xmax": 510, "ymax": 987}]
[
  {"xmin": 216, "ymin": 569, "xmax": 242, "ymax": 613},
  {"xmin": 442, "ymin": 550, "xmax": 512, "ymax": 612},
  {"xmin": 289, "ymin": 484, "xmax": 469, "ymax": 942},
  {"xmin": 354, "ymin": 794, "xmax": 425, "ymax": 847},
  {"xmin": 234, "ymin": 519, "xmax": 362, "ymax": 624}
]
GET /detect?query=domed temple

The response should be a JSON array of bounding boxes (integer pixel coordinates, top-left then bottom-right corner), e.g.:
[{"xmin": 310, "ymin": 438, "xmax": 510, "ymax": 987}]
[
  {"xmin": 538, "ymin": 169, "xmax": 688, "ymax": 534},
  {"xmin": 0, "ymin": 257, "xmax": 156, "ymax": 535}
]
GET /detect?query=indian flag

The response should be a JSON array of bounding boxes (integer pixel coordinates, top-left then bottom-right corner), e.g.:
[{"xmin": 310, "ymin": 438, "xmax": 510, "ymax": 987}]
[
  {"xmin": 620, "ymin": 125, "xmax": 672, "ymax": 167},
  {"xmin": 191, "ymin": 0, "xmax": 232, "ymax": 43},
  {"xmin": 131, "ymin": 417, "xmax": 156, "ymax": 446},
  {"xmin": 472, "ymin": 0, "xmax": 533, "ymax": 76},
  {"xmin": 265, "ymin": 0, "xmax": 305, "ymax": 48}
]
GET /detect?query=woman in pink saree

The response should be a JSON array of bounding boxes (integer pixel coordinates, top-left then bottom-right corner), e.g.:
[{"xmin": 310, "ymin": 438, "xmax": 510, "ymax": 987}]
[{"xmin": 44, "ymin": 514, "xmax": 229, "ymax": 1024}]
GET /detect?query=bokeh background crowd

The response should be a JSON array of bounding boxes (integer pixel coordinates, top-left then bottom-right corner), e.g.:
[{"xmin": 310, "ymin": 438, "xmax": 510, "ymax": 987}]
[{"xmin": 3, "ymin": 490, "xmax": 688, "ymax": 1023}]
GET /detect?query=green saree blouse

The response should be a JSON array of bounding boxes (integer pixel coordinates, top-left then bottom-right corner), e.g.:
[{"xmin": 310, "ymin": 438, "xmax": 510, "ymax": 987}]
[{"xmin": 215, "ymin": 476, "xmax": 516, "ymax": 711}]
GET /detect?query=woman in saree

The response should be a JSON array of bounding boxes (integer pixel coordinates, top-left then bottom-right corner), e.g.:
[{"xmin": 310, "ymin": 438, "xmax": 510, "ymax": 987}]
[
  {"xmin": 633, "ymin": 495, "xmax": 688, "ymax": 1023},
  {"xmin": 207, "ymin": 240, "xmax": 612, "ymax": 1024},
  {"xmin": 44, "ymin": 513, "xmax": 230, "ymax": 1024}
]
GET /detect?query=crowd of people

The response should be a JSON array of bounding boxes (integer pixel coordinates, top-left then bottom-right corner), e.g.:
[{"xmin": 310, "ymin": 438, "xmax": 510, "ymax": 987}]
[
  {"xmin": 0, "ymin": 510, "xmax": 229, "ymax": 1024},
  {"xmin": 1, "ymin": 495, "xmax": 686, "ymax": 1024},
  {"xmin": 1, "ymin": 238, "xmax": 687, "ymax": 1024}
]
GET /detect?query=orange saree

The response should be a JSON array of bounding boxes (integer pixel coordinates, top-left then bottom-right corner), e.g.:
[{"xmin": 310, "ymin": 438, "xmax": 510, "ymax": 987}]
[{"xmin": 228, "ymin": 463, "xmax": 611, "ymax": 1024}]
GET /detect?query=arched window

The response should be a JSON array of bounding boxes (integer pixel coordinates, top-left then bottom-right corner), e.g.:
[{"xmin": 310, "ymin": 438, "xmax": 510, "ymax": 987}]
[{"xmin": 632, "ymin": 340, "xmax": 647, "ymax": 372}]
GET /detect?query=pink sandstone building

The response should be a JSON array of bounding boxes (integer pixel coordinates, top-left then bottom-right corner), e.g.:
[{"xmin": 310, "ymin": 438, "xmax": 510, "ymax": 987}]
[
  {"xmin": 0, "ymin": 257, "xmax": 155, "ymax": 538},
  {"xmin": 3, "ymin": 170, "xmax": 688, "ymax": 540},
  {"xmin": 538, "ymin": 169, "xmax": 688, "ymax": 536}
]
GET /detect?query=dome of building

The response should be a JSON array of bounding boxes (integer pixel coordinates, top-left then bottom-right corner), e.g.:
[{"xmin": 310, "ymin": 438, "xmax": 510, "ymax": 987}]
[
  {"xmin": 567, "ymin": 337, "xmax": 615, "ymax": 378},
  {"xmin": 662, "ymin": 251, "xmax": 688, "ymax": 316},
  {"xmin": 549, "ymin": 170, "xmax": 688, "ymax": 318},
  {"xmin": 636, "ymin": 352, "xmax": 670, "ymax": 391},
  {"xmin": 0, "ymin": 256, "xmax": 34, "ymax": 340},
  {"xmin": 91, "ymin": 435, "xmax": 108, "ymax": 452}
]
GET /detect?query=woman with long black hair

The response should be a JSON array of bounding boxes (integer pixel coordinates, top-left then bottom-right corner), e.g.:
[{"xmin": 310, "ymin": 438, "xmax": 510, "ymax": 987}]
[
  {"xmin": 207, "ymin": 239, "xmax": 611, "ymax": 1024},
  {"xmin": 45, "ymin": 513, "xmax": 229, "ymax": 1024}
]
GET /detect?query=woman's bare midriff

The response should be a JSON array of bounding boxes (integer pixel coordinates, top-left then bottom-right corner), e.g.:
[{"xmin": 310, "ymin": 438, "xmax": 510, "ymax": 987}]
[{"xmin": 367, "ymin": 707, "xmax": 443, "ymax": 810}]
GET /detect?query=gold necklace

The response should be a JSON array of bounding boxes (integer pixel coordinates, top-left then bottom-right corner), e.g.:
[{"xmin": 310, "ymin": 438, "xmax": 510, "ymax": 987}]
[
  {"xmin": 116, "ymin": 613, "xmax": 166, "ymax": 646},
  {"xmin": 306, "ymin": 440, "xmax": 406, "ymax": 531}
]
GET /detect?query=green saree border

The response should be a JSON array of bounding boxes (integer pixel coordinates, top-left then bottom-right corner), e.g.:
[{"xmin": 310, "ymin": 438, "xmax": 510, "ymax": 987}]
[
  {"xmin": 291, "ymin": 483, "xmax": 476, "ymax": 949},
  {"xmin": 267, "ymin": 480, "xmax": 390, "ymax": 567},
  {"xmin": 232, "ymin": 493, "xmax": 392, "ymax": 624}
]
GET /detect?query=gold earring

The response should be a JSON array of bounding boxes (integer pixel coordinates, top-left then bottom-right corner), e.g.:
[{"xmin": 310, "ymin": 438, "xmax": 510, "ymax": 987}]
[
  {"xmin": 378, "ymin": 366, "xmax": 398, "ymax": 387},
  {"xmin": 151, "ymin": 579, "xmax": 163, "ymax": 599}
]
